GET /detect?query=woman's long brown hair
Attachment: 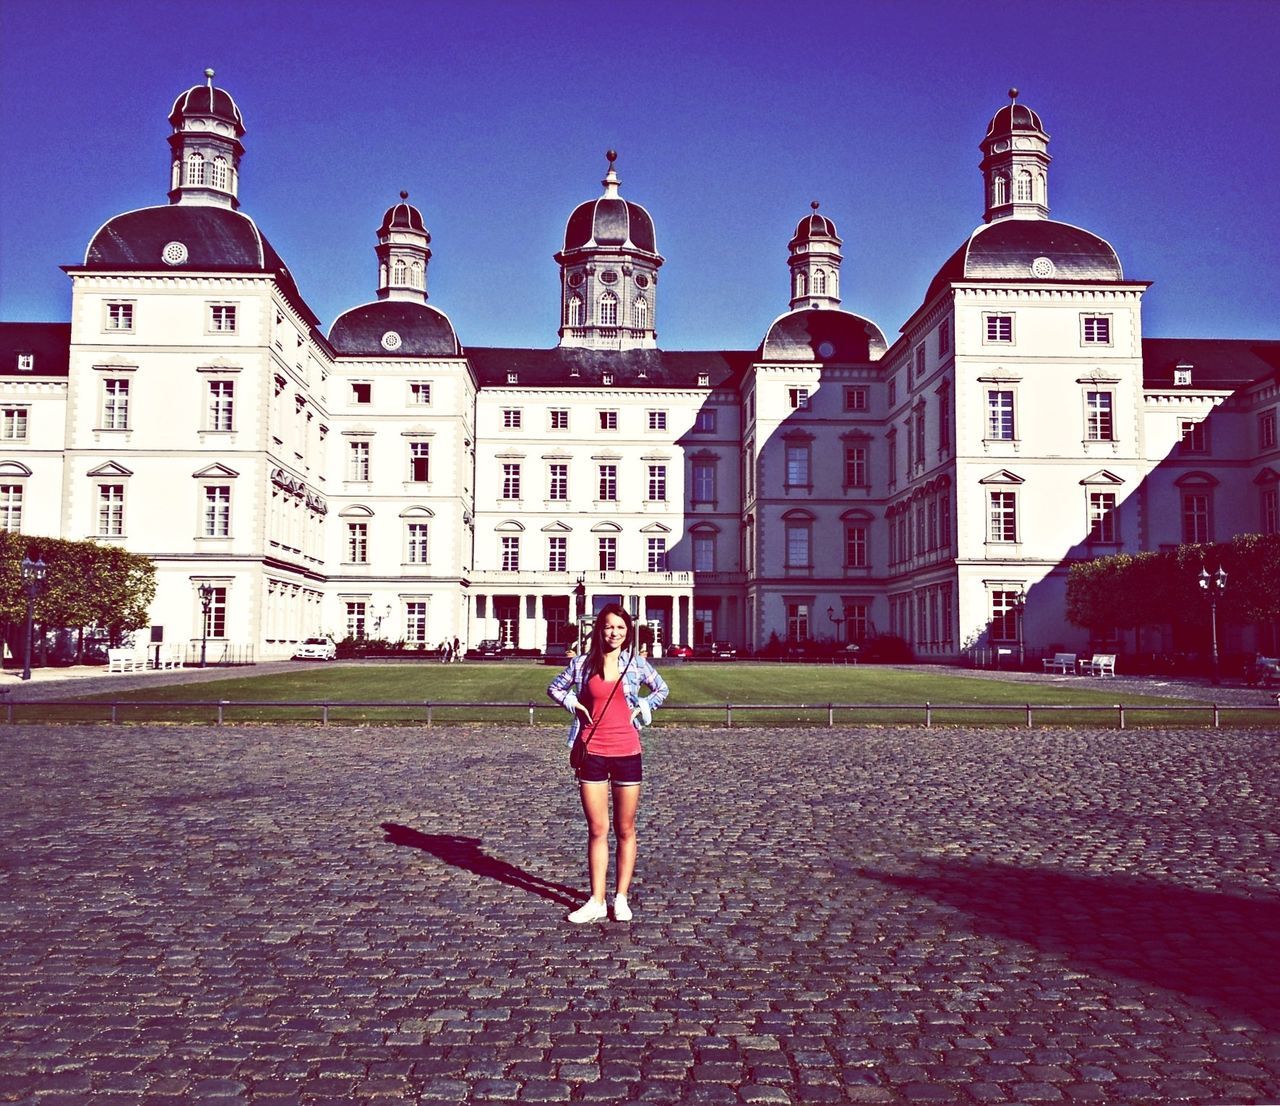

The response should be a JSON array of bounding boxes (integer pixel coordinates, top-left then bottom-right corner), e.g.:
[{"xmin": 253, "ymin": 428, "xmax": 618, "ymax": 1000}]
[{"xmin": 585, "ymin": 602, "xmax": 634, "ymax": 679}]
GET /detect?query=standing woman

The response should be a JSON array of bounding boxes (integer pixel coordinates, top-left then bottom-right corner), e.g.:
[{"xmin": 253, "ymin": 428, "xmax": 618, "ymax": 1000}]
[{"xmin": 548, "ymin": 603, "xmax": 669, "ymax": 923}]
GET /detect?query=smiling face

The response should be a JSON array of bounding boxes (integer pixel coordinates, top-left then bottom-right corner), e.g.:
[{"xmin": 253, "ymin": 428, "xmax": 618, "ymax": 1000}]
[{"xmin": 599, "ymin": 612, "xmax": 629, "ymax": 653}]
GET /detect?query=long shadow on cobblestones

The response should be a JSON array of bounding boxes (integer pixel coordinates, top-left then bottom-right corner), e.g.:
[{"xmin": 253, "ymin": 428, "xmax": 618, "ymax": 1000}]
[
  {"xmin": 863, "ymin": 858, "xmax": 1280, "ymax": 1031},
  {"xmin": 380, "ymin": 822, "xmax": 580, "ymax": 906}
]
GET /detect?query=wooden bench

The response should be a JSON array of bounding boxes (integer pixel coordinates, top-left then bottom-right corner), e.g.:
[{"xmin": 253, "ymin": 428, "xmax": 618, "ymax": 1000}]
[
  {"xmin": 1041, "ymin": 652, "xmax": 1077, "ymax": 674},
  {"xmin": 1082, "ymin": 653, "xmax": 1116, "ymax": 677},
  {"xmin": 106, "ymin": 648, "xmax": 148, "ymax": 674}
]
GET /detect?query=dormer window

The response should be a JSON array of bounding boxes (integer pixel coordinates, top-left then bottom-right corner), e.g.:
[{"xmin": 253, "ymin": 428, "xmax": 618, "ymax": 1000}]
[
  {"xmin": 697, "ymin": 373, "xmax": 710, "ymax": 387},
  {"xmin": 1174, "ymin": 362, "xmax": 1193, "ymax": 386},
  {"xmin": 603, "ymin": 373, "xmax": 614, "ymax": 386},
  {"xmin": 17, "ymin": 353, "xmax": 33, "ymax": 372},
  {"xmin": 506, "ymin": 371, "xmax": 518, "ymax": 384}
]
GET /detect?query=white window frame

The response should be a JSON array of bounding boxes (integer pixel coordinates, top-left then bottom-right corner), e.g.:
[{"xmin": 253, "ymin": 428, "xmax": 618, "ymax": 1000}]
[
  {"xmin": 983, "ymin": 313, "xmax": 1014, "ymax": 344},
  {"xmin": 1, "ymin": 407, "xmax": 29, "ymax": 441},
  {"xmin": 598, "ymin": 410, "xmax": 618, "ymax": 431},
  {"xmin": 207, "ymin": 303, "xmax": 238, "ymax": 334},
  {"xmin": 104, "ymin": 301, "xmax": 135, "ymax": 332},
  {"xmin": 98, "ymin": 483, "xmax": 125, "ymax": 537},
  {"xmin": 408, "ymin": 441, "xmax": 430, "ymax": 482},
  {"xmin": 346, "ymin": 521, "xmax": 369, "ymax": 563},
  {"xmin": 647, "ymin": 537, "xmax": 667, "ymax": 572},
  {"xmin": 102, "ymin": 378, "xmax": 130, "ymax": 431},
  {"xmin": 785, "ymin": 443, "xmax": 811, "ymax": 489},
  {"xmin": 646, "ymin": 464, "xmax": 667, "ymax": 503},
  {"xmin": 691, "ymin": 459, "xmax": 716, "ymax": 503},
  {"xmin": 1085, "ymin": 390, "xmax": 1114, "ymax": 441},
  {"xmin": 986, "ymin": 389, "xmax": 1016, "ymax": 441},
  {"xmin": 348, "ymin": 440, "xmax": 371, "ymax": 481},
  {"xmin": 501, "ymin": 463, "xmax": 522, "ymax": 500},
  {"xmin": 549, "ymin": 408, "xmax": 569, "ymax": 430},
  {"xmin": 207, "ymin": 380, "xmax": 235, "ymax": 432},
  {"xmin": 598, "ymin": 464, "xmax": 617, "ymax": 502},
  {"xmin": 788, "ymin": 387, "xmax": 809, "ymax": 410},
  {"xmin": 409, "ymin": 381, "xmax": 432, "ymax": 405},
  {"xmin": 843, "ymin": 386, "xmax": 868, "ymax": 412},
  {"xmin": 547, "ymin": 535, "xmax": 567, "ymax": 572},
  {"xmin": 647, "ymin": 409, "xmax": 667, "ymax": 431},
  {"xmin": 502, "ymin": 408, "xmax": 522, "ymax": 429},
  {"xmin": 1087, "ymin": 490, "xmax": 1117, "ymax": 544},
  {"xmin": 500, "ymin": 535, "xmax": 520, "ymax": 572},
  {"xmin": 548, "ymin": 462, "xmax": 568, "ymax": 501},
  {"xmin": 597, "ymin": 536, "xmax": 617, "ymax": 571},
  {"xmin": 406, "ymin": 521, "xmax": 429, "ymax": 564},
  {"xmin": 1081, "ymin": 314, "xmax": 1113, "ymax": 346},
  {"xmin": 988, "ymin": 490, "xmax": 1017, "ymax": 543},
  {"xmin": 0, "ymin": 483, "xmax": 23, "ymax": 532},
  {"xmin": 203, "ymin": 484, "xmax": 232, "ymax": 538}
]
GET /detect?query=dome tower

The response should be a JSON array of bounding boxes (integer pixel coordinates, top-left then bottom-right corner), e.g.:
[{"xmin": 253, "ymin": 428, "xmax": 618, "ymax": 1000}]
[
  {"xmin": 167, "ymin": 69, "xmax": 246, "ymax": 210},
  {"xmin": 376, "ymin": 192, "xmax": 432, "ymax": 303},
  {"xmin": 980, "ymin": 88, "xmax": 1051, "ymax": 222},
  {"xmin": 555, "ymin": 151, "xmax": 664, "ymax": 350},
  {"xmin": 788, "ymin": 201, "xmax": 843, "ymax": 310}
]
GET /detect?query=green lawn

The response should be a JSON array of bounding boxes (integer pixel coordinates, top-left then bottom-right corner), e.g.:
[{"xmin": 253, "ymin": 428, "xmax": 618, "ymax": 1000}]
[{"xmin": 13, "ymin": 659, "xmax": 1270, "ymax": 728}]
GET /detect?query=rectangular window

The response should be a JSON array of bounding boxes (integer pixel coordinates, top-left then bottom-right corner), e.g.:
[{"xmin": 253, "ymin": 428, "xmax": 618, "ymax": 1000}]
[
  {"xmin": 991, "ymin": 590, "xmax": 1021, "ymax": 643},
  {"xmin": 845, "ymin": 525, "xmax": 867, "ymax": 568},
  {"xmin": 407, "ymin": 522, "xmax": 429, "ymax": 564},
  {"xmin": 103, "ymin": 378, "xmax": 130, "ymax": 430},
  {"xmin": 693, "ymin": 604, "xmax": 715, "ymax": 645},
  {"xmin": 203, "ymin": 586, "xmax": 228, "ymax": 639},
  {"xmin": 597, "ymin": 536, "xmax": 616, "ymax": 571},
  {"xmin": 692, "ymin": 460, "xmax": 716, "ymax": 502},
  {"xmin": 785, "ymin": 524, "xmax": 810, "ymax": 568},
  {"xmin": 1180, "ymin": 419, "xmax": 1208, "ymax": 453},
  {"xmin": 348, "ymin": 440, "xmax": 370, "ymax": 481},
  {"xmin": 847, "ymin": 602, "xmax": 869, "ymax": 643},
  {"xmin": 937, "ymin": 383, "xmax": 951, "ymax": 451},
  {"xmin": 502, "ymin": 408, "xmax": 522, "ymax": 429},
  {"xmin": 1261, "ymin": 410, "xmax": 1278, "ymax": 451},
  {"xmin": 1086, "ymin": 391, "xmax": 1114, "ymax": 441},
  {"xmin": 987, "ymin": 390, "xmax": 1015, "ymax": 440},
  {"xmin": 1082, "ymin": 315, "xmax": 1112, "ymax": 344},
  {"xmin": 346, "ymin": 601, "xmax": 367, "ymax": 639},
  {"xmin": 1263, "ymin": 488, "xmax": 1280, "ymax": 535},
  {"xmin": 550, "ymin": 408, "xmax": 569, "ymax": 430},
  {"xmin": 913, "ymin": 404, "xmax": 926, "ymax": 467},
  {"xmin": 352, "ymin": 382, "xmax": 372, "ymax": 404},
  {"xmin": 985, "ymin": 314, "xmax": 1013, "ymax": 343},
  {"xmin": 647, "ymin": 410, "xmax": 667, "ymax": 431},
  {"xmin": 106, "ymin": 302, "xmax": 134, "ymax": 331},
  {"xmin": 693, "ymin": 534, "xmax": 715, "ymax": 572},
  {"xmin": 1182, "ymin": 493, "xmax": 1211, "ymax": 544},
  {"xmin": 694, "ymin": 408, "xmax": 717, "ymax": 432},
  {"xmin": 647, "ymin": 464, "xmax": 667, "ymax": 502},
  {"xmin": 914, "ymin": 345, "xmax": 926, "ymax": 382},
  {"xmin": 988, "ymin": 491, "xmax": 1017, "ymax": 543},
  {"xmin": 207, "ymin": 381, "xmax": 234, "ymax": 431},
  {"xmin": 788, "ymin": 387, "xmax": 809, "ymax": 410},
  {"xmin": 887, "ymin": 430, "xmax": 897, "ymax": 484},
  {"xmin": 937, "ymin": 318, "xmax": 950, "ymax": 355},
  {"xmin": 409, "ymin": 441, "xmax": 430, "ymax": 482},
  {"xmin": 409, "ymin": 382, "xmax": 431, "ymax": 405},
  {"xmin": 843, "ymin": 445, "xmax": 867, "ymax": 487},
  {"xmin": 786, "ymin": 602, "xmax": 810, "ymax": 642},
  {"xmin": 598, "ymin": 464, "xmax": 617, "ymax": 501},
  {"xmin": 1088, "ymin": 491, "xmax": 1117, "ymax": 543},
  {"xmin": 501, "ymin": 463, "xmax": 521, "ymax": 500},
  {"xmin": 209, "ymin": 304, "xmax": 237, "ymax": 333},
  {"xmin": 547, "ymin": 536, "xmax": 567, "ymax": 572},
  {"xmin": 599, "ymin": 410, "xmax": 618, "ymax": 431},
  {"xmin": 888, "ymin": 378, "xmax": 897, "ymax": 407},
  {"xmin": 647, "ymin": 537, "xmax": 667, "ymax": 572},
  {"xmin": 347, "ymin": 522, "xmax": 368, "ymax": 563},
  {"xmin": 405, "ymin": 601, "xmax": 428, "ymax": 645},
  {"xmin": 0, "ymin": 484, "xmax": 22, "ymax": 532},
  {"xmin": 548, "ymin": 462, "xmax": 568, "ymax": 500},
  {"xmin": 844, "ymin": 386, "xmax": 868, "ymax": 412},
  {"xmin": 98, "ymin": 484, "xmax": 124, "ymax": 536},
  {"xmin": 785, "ymin": 444, "xmax": 810, "ymax": 488},
  {"xmin": 501, "ymin": 535, "xmax": 520, "ymax": 571},
  {"xmin": 1, "ymin": 407, "xmax": 28, "ymax": 440},
  {"xmin": 203, "ymin": 485, "xmax": 231, "ymax": 537}
]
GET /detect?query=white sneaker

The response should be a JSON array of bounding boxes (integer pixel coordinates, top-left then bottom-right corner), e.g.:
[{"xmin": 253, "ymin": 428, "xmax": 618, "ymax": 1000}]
[
  {"xmin": 567, "ymin": 897, "xmax": 608, "ymax": 924},
  {"xmin": 613, "ymin": 893, "xmax": 633, "ymax": 922}
]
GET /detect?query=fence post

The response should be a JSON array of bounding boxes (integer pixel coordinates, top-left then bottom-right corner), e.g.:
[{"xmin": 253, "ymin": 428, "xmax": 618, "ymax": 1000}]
[
  {"xmin": 725, "ymin": 701, "xmax": 732, "ymax": 728},
  {"xmin": 827, "ymin": 703, "xmax": 834, "ymax": 727},
  {"xmin": 1212, "ymin": 704, "xmax": 1220, "ymax": 729},
  {"xmin": 217, "ymin": 701, "xmax": 226, "ymax": 725},
  {"xmin": 111, "ymin": 702, "xmax": 118, "ymax": 725},
  {"xmin": 1116, "ymin": 703, "xmax": 1125, "ymax": 729},
  {"xmin": 321, "ymin": 704, "xmax": 329, "ymax": 726},
  {"xmin": 6, "ymin": 700, "xmax": 12, "ymax": 724},
  {"xmin": 528, "ymin": 701, "xmax": 535, "ymax": 726},
  {"xmin": 1026, "ymin": 703, "xmax": 1033, "ymax": 729},
  {"xmin": 925, "ymin": 702, "xmax": 932, "ymax": 728},
  {"xmin": 427, "ymin": 703, "xmax": 433, "ymax": 727}
]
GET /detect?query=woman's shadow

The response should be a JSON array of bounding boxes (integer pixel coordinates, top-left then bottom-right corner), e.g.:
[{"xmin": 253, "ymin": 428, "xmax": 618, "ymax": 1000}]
[{"xmin": 380, "ymin": 823, "xmax": 579, "ymax": 907}]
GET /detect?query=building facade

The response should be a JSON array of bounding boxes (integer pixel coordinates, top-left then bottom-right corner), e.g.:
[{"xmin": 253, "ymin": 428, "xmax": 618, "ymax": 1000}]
[{"xmin": 2, "ymin": 77, "xmax": 1277, "ymax": 661}]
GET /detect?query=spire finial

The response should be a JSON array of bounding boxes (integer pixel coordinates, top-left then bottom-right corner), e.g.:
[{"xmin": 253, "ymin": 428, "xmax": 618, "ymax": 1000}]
[
  {"xmin": 1008, "ymin": 87, "xmax": 1019, "ymax": 101},
  {"xmin": 606, "ymin": 148, "xmax": 617, "ymax": 165},
  {"xmin": 601, "ymin": 150, "xmax": 621, "ymax": 197},
  {"xmin": 205, "ymin": 68, "xmax": 215, "ymax": 87},
  {"xmin": 811, "ymin": 200, "xmax": 820, "ymax": 211},
  {"xmin": 400, "ymin": 190, "xmax": 409, "ymax": 200}
]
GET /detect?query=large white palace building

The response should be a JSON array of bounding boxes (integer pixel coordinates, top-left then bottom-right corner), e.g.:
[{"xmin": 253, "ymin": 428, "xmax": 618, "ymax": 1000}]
[{"xmin": 2, "ymin": 75, "xmax": 1277, "ymax": 661}]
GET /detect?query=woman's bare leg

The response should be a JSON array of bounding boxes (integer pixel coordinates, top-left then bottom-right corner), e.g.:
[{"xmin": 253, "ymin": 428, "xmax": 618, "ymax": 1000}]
[
  {"xmin": 612, "ymin": 783, "xmax": 641, "ymax": 897},
  {"xmin": 579, "ymin": 781, "xmax": 611, "ymax": 902}
]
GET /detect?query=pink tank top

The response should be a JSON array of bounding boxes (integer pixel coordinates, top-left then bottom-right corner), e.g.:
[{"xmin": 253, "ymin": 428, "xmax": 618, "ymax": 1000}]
[{"xmin": 581, "ymin": 673, "xmax": 642, "ymax": 757}]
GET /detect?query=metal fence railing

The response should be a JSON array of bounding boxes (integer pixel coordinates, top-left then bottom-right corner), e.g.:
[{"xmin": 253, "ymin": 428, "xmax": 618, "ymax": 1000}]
[{"xmin": 3, "ymin": 698, "xmax": 1277, "ymax": 729}]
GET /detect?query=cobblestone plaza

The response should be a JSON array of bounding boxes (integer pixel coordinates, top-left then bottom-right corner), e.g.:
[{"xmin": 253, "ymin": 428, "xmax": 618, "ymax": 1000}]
[{"xmin": 2, "ymin": 720, "xmax": 1278, "ymax": 1104}]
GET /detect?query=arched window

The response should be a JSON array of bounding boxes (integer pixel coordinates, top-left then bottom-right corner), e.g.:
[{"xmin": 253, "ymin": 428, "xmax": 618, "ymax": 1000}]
[
  {"xmin": 1035, "ymin": 171, "xmax": 1046, "ymax": 205},
  {"xmin": 795, "ymin": 271, "xmax": 807, "ymax": 298},
  {"xmin": 410, "ymin": 261, "xmax": 423, "ymax": 289},
  {"xmin": 632, "ymin": 296, "xmax": 648, "ymax": 330},
  {"xmin": 992, "ymin": 174, "xmax": 1007, "ymax": 206},
  {"xmin": 567, "ymin": 295, "xmax": 584, "ymax": 327},
  {"xmin": 211, "ymin": 157, "xmax": 229, "ymax": 190},
  {"xmin": 599, "ymin": 291, "xmax": 618, "ymax": 326},
  {"xmin": 185, "ymin": 152, "xmax": 205, "ymax": 186},
  {"xmin": 813, "ymin": 268, "xmax": 827, "ymax": 295},
  {"xmin": 393, "ymin": 259, "xmax": 407, "ymax": 285},
  {"xmin": 1015, "ymin": 171, "xmax": 1033, "ymax": 202},
  {"xmin": 379, "ymin": 263, "xmax": 388, "ymax": 288},
  {"xmin": 171, "ymin": 159, "xmax": 181, "ymax": 190}
]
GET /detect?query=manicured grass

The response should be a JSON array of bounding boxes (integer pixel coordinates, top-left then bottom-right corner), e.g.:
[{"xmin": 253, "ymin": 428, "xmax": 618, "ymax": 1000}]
[{"xmin": 13, "ymin": 658, "xmax": 1272, "ymax": 727}]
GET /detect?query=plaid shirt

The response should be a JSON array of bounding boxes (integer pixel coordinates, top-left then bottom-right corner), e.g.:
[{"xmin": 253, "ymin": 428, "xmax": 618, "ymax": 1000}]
[{"xmin": 547, "ymin": 650, "xmax": 670, "ymax": 746}]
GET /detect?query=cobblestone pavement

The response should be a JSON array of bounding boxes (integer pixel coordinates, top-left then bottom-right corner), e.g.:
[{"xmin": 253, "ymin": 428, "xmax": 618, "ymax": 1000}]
[{"xmin": 2, "ymin": 722, "xmax": 1278, "ymax": 1105}]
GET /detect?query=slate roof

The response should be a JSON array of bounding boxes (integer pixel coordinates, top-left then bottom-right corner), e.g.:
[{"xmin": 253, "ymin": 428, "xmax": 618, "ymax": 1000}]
[
  {"xmin": 760, "ymin": 308, "xmax": 885, "ymax": 363},
  {"xmin": 466, "ymin": 347, "xmax": 754, "ymax": 389},
  {"xmin": 0, "ymin": 323, "xmax": 71, "ymax": 377},
  {"xmin": 1142, "ymin": 338, "xmax": 1280, "ymax": 390},
  {"xmin": 563, "ymin": 197, "xmax": 658, "ymax": 255},
  {"xmin": 329, "ymin": 301, "xmax": 459, "ymax": 357}
]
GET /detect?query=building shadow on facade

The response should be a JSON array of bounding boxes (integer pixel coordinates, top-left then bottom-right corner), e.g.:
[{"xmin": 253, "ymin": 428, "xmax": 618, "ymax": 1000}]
[
  {"xmin": 860, "ymin": 857, "xmax": 1280, "ymax": 1030},
  {"xmin": 379, "ymin": 823, "xmax": 579, "ymax": 906}
]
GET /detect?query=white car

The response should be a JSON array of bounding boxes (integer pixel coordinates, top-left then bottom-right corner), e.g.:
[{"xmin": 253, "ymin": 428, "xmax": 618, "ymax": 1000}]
[{"xmin": 293, "ymin": 637, "xmax": 337, "ymax": 661}]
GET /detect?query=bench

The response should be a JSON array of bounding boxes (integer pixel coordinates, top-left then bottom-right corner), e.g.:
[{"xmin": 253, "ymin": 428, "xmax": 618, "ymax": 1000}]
[
  {"xmin": 154, "ymin": 644, "xmax": 185, "ymax": 670},
  {"xmin": 1041, "ymin": 652, "xmax": 1077, "ymax": 674},
  {"xmin": 1082, "ymin": 653, "xmax": 1116, "ymax": 677},
  {"xmin": 106, "ymin": 648, "xmax": 148, "ymax": 674}
]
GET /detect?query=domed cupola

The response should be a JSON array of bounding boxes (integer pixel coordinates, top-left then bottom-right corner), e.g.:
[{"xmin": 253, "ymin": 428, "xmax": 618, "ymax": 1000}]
[
  {"xmin": 555, "ymin": 151, "xmax": 664, "ymax": 351},
  {"xmin": 375, "ymin": 191, "xmax": 432, "ymax": 303},
  {"xmin": 787, "ymin": 201, "xmax": 843, "ymax": 310},
  {"xmin": 980, "ymin": 88, "xmax": 1051, "ymax": 222},
  {"xmin": 167, "ymin": 69, "xmax": 246, "ymax": 210}
]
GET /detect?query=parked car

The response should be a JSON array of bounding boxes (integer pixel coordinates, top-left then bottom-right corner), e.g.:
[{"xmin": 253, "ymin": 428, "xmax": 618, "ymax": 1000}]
[
  {"xmin": 293, "ymin": 637, "xmax": 336, "ymax": 661},
  {"xmin": 470, "ymin": 639, "xmax": 509, "ymax": 659},
  {"xmin": 666, "ymin": 644, "xmax": 694, "ymax": 659},
  {"xmin": 708, "ymin": 641, "xmax": 738, "ymax": 660}
]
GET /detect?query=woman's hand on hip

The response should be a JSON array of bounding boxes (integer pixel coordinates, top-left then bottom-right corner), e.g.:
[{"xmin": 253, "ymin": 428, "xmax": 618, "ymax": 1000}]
[{"xmin": 574, "ymin": 703, "xmax": 593, "ymax": 724}]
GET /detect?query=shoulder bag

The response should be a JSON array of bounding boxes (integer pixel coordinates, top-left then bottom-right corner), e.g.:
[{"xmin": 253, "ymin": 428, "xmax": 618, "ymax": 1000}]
[{"xmin": 569, "ymin": 653, "xmax": 634, "ymax": 774}]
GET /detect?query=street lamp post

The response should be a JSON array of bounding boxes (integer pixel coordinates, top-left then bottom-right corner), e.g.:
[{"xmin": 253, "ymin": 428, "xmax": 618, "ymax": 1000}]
[
  {"xmin": 198, "ymin": 582, "xmax": 215, "ymax": 668},
  {"xmin": 20, "ymin": 554, "xmax": 48, "ymax": 681},
  {"xmin": 827, "ymin": 605, "xmax": 845, "ymax": 643},
  {"xmin": 1013, "ymin": 588, "xmax": 1027, "ymax": 668},
  {"xmin": 1199, "ymin": 565, "xmax": 1228, "ymax": 685}
]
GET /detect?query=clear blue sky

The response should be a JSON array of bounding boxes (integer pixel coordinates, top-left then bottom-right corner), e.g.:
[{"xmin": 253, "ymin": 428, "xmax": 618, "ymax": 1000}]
[{"xmin": 2, "ymin": 0, "xmax": 1277, "ymax": 350}]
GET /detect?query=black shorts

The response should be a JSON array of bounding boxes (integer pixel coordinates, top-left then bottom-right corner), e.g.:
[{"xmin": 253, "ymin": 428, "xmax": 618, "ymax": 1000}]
[{"xmin": 576, "ymin": 752, "xmax": 643, "ymax": 785}]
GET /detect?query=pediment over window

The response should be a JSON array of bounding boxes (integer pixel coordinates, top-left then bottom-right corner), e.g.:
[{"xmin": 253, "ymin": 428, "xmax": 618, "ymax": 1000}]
[
  {"xmin": 192, "ymin": 463, "xmax": 239, "ymax": 479},
  {"xmin": 781, "ymin": 508, "xmax": 816, "ymax": 522},
  {"xmin": 688, "ymin": 449, "xmax": 719, "ymax": 462},
  {"xmin": 639, "ymin": 522, "xmax": 671, "ymax": 534},
  {"xmin": 541, "ymin": 521, "xmax": 573, "ymax": 532},
  {"xmin": 591, "ymin": 521, "xmax": 622, "ymax": 533},
  {"xmin": 839, "ymin": 429, "xmax": 871, "ymax": 441},
  {"xmin": 689, "ymin": 521, "xmax": 721, "ymax": 533},
  {"xmin": 401, "ymin": 426, "xmax": 434, "ymax": 437},
  {"xmin": 400, "ymin": 505, "xmax": 435, "ymax": 518},
  {"xmin": 495, "ymin": 519, "xmax": 525, "ymax": 532},
  {"xmin": 1080, "ymin": 469, "xmax": 1123, "ymax": 486},
  {"xmin": 840, "ymin": 508, "xmax": 874, "ymax": 521},
  {"xmin": 340, "ymin": 504, "xmax": 374, "ymax": 517},
  {"xmin": 1174, "ymin": 470, "xmax": 1219, "ymax": 488},
  {"xmin": 978, "ymin": 469, "xmax": 1024, "ymax": 485},
  {"xmin": 87, "ymin": 461, "xmax": 133, "ymax": 478},
  {"xmin": 0, "ymin": 460, "xmax": 32, "ymax": 477},
  {"xmin": 1254, "ymin": 467, "xmax": 1279, "ymax": 486},
  {"xmin": 781, "ymin": 429, "xmax": 815, "ymax": 443}
]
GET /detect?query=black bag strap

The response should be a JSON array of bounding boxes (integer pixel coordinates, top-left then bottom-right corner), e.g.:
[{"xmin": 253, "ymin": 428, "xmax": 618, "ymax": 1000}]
[{"xmin": 579, "ymin": 652, "xmax": 635, "ymax": 752}]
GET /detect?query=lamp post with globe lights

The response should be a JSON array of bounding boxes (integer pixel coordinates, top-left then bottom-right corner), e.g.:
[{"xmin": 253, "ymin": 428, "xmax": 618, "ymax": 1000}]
[
  {"xmin": 198, "ymin": 582, "xmax": 215, "ymax": 668},
  {"xmin": 20, "ymin": 554, "xmax": 48, "ymax": 681},
  {"xmin": 1199, "ymin": 565, "xmax": 1228, "ymax": 685}
]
